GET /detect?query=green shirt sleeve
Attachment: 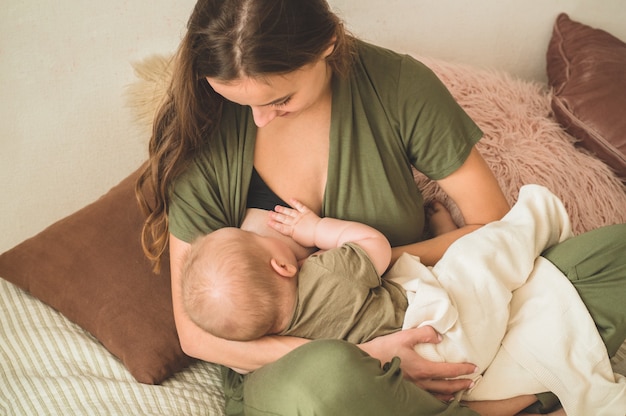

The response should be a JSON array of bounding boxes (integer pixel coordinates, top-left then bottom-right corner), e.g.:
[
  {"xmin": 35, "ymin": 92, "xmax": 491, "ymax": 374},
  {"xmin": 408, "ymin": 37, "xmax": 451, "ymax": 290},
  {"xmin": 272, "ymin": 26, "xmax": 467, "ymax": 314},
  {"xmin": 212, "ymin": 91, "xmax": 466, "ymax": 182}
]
[
  {"xmin": 168, "ymin": 103, "xmax": 256, "ymax": 243},
  {"xmin": 393, "ymin": 53, "xmax": 483, "ymax": 179}
]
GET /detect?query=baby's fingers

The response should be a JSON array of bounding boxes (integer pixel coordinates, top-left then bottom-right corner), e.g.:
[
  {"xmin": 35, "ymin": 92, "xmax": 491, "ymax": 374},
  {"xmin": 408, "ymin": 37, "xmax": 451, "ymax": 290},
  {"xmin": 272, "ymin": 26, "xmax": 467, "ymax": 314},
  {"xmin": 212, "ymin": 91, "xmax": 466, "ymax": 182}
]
[
  {"xmin": 269, "ymin": 210, "xmax": 294, "ymax": 225},
  {"xmin": 273, "ymin": 205, "xmax": 293, "ymax": 215},
  {"xmin": 288, "ymin": 199, "xmax": 311, "ymax": 214},
  {"xmin": 267, "ymin": 217, "xmax": 294, "ymax": 236}
]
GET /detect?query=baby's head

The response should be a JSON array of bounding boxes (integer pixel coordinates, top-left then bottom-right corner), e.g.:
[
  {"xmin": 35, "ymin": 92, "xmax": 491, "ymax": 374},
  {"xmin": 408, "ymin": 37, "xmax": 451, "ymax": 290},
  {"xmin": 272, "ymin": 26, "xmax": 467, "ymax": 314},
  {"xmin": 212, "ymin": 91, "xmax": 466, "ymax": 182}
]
[{"xmin": 181, "ymin": 227, "xmax": 298, "ymax": 341}]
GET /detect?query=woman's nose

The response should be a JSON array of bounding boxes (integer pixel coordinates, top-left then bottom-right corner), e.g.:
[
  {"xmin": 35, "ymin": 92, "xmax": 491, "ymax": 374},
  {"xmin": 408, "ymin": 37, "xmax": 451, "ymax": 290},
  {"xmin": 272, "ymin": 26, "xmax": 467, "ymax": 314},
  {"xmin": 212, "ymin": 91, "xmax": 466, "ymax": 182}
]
[{"xmin": 250, "ymin": 106, "xmax": 278, "ymax": 127}]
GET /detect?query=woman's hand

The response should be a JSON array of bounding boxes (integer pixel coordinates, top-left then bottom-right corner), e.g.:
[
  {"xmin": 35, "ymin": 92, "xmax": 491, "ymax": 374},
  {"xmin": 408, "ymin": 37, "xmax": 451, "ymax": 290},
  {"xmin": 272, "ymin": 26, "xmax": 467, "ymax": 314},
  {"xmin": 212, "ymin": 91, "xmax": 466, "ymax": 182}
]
[{"xmin": 359, "ymin": 326, "xmax": 477, "ymax": 401}]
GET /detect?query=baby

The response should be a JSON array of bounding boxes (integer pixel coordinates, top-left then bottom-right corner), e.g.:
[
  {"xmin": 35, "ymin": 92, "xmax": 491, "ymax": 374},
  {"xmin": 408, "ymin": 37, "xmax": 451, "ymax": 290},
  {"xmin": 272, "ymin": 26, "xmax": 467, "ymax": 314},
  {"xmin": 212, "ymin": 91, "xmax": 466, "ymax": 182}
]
[{"xmin": 180, "ymin": 197, "xmax": 392, "ymax": 342}]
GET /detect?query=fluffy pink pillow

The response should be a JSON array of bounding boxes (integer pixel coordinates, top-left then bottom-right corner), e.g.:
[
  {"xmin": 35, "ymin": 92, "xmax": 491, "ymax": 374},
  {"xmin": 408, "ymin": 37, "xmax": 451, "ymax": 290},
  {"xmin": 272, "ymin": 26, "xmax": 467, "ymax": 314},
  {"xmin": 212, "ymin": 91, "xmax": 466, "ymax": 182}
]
[{"xmin": 414, "ymin": 55, "xmax": 626, "ymax": 234}]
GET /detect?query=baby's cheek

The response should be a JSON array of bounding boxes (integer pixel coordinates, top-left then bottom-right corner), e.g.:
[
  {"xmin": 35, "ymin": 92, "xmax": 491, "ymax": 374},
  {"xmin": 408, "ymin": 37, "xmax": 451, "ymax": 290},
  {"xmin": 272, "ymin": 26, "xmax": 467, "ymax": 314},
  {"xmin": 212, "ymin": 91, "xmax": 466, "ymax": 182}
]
[{"xmin": 292, "ymin": 244, "xmax": 317, "ymax": 261}]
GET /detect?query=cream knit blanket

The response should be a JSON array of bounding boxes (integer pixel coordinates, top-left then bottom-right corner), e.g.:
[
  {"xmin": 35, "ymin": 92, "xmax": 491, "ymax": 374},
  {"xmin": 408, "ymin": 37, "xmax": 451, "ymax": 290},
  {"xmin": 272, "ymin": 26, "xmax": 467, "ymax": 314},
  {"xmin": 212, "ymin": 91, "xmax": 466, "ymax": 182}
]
[{"xmin": 387, "ymin": 184, "xmax": 626, "ymax": 415}]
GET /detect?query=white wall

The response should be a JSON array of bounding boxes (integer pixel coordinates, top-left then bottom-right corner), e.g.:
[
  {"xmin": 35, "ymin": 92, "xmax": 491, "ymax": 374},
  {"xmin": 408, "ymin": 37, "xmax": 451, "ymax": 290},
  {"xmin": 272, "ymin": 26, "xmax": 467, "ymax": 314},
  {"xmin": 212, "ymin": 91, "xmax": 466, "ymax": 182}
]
[
  {"xmin": 329, "ymin": 0, "xmax": 626, "ymax": 82},
  {"xmin": 1, "ymin": 1, "xmax": 196, "ymax": 252},
  {"xmin": 1, "ymin": 0, "xmax": 625, "ymax": 253}
]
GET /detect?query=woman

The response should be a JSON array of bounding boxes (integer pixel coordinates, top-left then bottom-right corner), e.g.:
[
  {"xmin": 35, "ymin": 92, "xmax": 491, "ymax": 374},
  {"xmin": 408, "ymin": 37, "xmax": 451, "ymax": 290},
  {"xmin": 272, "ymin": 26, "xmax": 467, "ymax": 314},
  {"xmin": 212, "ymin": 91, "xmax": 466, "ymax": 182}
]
[{"xmin": 136, "ymin": 0, "xmax": 626, "ymax": 414}]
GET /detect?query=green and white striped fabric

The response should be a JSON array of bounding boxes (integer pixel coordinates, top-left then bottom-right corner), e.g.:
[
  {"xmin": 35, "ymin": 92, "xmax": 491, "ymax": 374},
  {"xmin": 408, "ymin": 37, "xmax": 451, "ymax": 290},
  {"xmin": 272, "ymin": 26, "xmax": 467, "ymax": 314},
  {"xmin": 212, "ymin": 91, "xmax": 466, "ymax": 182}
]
[
  {"xmin": 0, "ymin": 278, "xmax": 226, "ymax": 416},
  {"xmin": 2, "ymin": 276, "xmax": 626, "ymax": 415}
]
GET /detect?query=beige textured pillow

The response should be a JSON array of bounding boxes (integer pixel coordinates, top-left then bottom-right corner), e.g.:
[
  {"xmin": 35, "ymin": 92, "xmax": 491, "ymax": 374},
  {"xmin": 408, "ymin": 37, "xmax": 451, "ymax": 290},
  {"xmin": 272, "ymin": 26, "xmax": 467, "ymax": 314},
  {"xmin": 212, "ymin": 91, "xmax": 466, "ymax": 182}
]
[{"xmin": 547, "ymin": 13, "xmax": 626, "ymax": 183}]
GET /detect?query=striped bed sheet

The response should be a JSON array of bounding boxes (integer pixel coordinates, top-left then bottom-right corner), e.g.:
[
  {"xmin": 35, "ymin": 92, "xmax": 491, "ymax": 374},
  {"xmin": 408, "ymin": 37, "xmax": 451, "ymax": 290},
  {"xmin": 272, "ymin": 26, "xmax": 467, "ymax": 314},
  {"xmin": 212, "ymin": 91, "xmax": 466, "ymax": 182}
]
[
  {"xmin": 0, "ymin": 278, "xmax": 226, "ymax": 416},
  {"xmin": 2, "ymin": 276, "xmax": 626, "ymax": 415}
]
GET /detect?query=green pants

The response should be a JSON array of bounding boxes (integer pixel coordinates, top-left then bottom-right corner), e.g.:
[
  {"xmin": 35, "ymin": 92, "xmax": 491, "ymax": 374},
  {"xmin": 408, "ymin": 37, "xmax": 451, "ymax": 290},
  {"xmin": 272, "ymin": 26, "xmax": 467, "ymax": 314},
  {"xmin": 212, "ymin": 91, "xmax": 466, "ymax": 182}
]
[
  {"xmin": 222, "ymin": 224, "xmax": 626, "ymax": 416},
  {"xmin": 223, "ymin": 341, "xmax": 479, "ymax": 416},
  {"xmin": 542, "ymin": 223, "xmax": 626, "ymax": 356}
]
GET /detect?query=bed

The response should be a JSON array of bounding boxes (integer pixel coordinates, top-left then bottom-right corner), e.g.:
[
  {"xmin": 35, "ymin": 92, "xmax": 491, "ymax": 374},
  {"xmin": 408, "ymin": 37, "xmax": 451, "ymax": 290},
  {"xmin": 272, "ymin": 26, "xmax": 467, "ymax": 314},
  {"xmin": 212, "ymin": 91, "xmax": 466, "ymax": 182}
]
[{"xmin": 2, "ymin": 12, "xmax": 626, "ymax": 416}]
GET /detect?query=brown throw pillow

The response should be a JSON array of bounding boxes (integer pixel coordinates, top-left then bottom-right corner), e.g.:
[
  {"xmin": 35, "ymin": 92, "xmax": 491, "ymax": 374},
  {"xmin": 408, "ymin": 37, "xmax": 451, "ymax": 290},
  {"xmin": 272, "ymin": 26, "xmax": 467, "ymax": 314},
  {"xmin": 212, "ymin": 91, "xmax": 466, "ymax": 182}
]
[
  {"xmin": 0, "ymin": 167, "xmax": 194, "ymax": 384},
  {"xmin": 547, "ymin": 13, "xmax": 626, "ymax": 182}
]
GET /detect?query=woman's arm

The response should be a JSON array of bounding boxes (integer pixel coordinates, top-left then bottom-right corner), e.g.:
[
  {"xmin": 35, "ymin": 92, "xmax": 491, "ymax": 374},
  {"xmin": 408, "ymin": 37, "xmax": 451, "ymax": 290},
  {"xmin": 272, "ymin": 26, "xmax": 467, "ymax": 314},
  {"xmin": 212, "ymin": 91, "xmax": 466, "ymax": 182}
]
[
  {"xmin": 392, "ymin": 147, "xmax": 509, "ymax": 266},
  {"xmin": 463, "ymin": 395, "xmax": 541, "ymax": 416},
  {"xmin": 170, "ymin": 234, "xmax": 309, "ymax": 370}
]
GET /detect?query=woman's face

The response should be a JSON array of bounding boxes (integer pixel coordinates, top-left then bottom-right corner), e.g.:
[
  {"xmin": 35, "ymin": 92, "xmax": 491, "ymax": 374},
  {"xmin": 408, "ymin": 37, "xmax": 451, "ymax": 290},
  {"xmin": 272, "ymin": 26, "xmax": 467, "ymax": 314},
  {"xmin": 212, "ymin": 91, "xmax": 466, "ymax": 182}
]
[{"xmin": 207, "ymin": 55, "xmax": 333, "ymax": 128}]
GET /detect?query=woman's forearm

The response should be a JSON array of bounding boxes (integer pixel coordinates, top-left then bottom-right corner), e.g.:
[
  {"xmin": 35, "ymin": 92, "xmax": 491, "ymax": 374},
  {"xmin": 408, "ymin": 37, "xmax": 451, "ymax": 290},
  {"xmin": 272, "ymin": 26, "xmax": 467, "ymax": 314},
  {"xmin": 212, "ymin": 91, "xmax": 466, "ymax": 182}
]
[
  {"xmin": 179, "ymin": 323, "xmax": 310, "ymax": 372},
  {"xmin": 170, "ymin": 233, "xmax": 311, "ymax": 371},
  {"xmin": 463, "ymin": 395, "xmax": 539, "ymax": 416},
  {"xmin": 391, "ymin": 224, "xmax": 481, "ymax": 267},
  {"xmin": 174, "ymin": 258, "xmax": 310, "ymax": 371},
  {"xmin": 402, "ymin": 147, "xmax": 510, "ymax": 267}
]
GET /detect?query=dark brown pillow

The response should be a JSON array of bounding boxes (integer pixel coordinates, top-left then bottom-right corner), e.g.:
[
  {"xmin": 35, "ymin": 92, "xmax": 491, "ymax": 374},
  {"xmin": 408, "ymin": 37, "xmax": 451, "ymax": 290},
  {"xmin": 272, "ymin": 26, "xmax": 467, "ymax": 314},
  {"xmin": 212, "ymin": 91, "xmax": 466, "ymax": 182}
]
[
  {"xmin": 547, "ymin": 13, "xmax": 626, "ymax": 182},
  {"xmin": 0, "ymin": 166, "xmax": 194, "ymax": 384}
]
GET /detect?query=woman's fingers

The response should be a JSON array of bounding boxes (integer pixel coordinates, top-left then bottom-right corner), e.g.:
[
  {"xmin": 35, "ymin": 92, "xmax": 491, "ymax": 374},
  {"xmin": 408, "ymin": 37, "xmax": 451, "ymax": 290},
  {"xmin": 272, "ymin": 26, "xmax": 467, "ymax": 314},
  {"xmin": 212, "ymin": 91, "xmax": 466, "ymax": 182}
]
[
  {"xmin": 413, "ymin": 357, "xmax": 478, "ymax": 381},
  {"xmin": 409, "ymin": 360, "xmax": 475, "ymax": 401},
  {"xmin": 387, "ymin": 327, "xmax": 477, "ymax": 398},
  {"xmin": 403, "ymin": 325, "xmax": 441, "ymax": 344},
  {"xmin": 416, "ymin": 378, "xmax": 472, "ymax": 400}
]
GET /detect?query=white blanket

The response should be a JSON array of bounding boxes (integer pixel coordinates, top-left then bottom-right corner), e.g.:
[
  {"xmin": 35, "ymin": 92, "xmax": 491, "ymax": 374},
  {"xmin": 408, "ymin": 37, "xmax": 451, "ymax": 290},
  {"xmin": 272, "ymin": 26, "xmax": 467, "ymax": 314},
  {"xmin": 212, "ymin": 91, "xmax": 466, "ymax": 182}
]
[{"xmin": 387, "ymin": 184, "xmax": 626, "ymax": 415}]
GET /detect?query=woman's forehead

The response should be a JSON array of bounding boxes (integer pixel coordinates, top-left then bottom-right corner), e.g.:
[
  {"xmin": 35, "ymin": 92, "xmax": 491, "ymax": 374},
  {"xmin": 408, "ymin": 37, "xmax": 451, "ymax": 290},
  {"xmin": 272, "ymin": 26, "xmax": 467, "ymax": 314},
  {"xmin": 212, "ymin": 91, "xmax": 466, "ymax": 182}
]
[{"xmin": 207, "ymin": 73, "xmax": 296, "ymax": 105}]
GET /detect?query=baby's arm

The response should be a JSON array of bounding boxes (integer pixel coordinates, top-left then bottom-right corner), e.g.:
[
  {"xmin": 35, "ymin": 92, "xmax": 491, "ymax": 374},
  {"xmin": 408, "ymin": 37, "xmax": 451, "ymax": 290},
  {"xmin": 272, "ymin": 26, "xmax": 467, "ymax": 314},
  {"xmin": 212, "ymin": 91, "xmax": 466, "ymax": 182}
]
[{"xmin": 268, "ymin": 199, "xmax": 391, "ymax": 275}]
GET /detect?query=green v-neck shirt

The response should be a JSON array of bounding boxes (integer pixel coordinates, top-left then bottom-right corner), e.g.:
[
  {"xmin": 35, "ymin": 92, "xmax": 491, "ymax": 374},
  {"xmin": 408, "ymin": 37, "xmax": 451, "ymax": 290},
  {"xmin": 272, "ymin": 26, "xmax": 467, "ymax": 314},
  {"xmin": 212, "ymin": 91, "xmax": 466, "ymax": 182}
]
[{"xmin": 168, "ymin": 40, "xmax": 482, "ymax": 246}]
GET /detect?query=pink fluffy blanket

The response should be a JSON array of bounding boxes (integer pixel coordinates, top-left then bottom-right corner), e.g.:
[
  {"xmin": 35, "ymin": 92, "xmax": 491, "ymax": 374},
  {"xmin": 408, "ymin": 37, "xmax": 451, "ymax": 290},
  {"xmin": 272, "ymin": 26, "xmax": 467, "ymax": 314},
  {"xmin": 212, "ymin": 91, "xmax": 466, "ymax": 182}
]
[{"xmin": 413, "ymin": 56, "xmax": 626, "ymax": 235}]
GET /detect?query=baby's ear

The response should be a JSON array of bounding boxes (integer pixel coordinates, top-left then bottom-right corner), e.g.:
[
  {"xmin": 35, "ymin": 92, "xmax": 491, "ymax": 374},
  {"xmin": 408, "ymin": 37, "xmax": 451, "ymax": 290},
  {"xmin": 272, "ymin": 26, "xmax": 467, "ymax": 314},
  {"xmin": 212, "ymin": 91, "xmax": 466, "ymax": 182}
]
[{"xmin": 270, "ymin": 258, "xmax": 297, "ymax": 278}]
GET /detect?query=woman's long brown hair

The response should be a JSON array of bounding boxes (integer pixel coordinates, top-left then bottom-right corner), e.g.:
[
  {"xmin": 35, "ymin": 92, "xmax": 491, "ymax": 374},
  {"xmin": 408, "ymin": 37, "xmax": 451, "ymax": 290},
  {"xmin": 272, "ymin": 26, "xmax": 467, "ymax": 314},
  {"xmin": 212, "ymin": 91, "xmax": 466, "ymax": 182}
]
[{"xmin": 135, "ymin": 0, "xmax": 356, "ymax": 272}]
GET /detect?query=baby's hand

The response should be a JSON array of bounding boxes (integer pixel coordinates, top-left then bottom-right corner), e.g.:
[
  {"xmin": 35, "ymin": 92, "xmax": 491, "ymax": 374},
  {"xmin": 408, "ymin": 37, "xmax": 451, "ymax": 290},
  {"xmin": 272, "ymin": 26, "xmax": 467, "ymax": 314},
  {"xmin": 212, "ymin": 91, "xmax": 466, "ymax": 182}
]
[{"xmin": 268, "ymin": 199, "xmax": 321, "ymax": 247}]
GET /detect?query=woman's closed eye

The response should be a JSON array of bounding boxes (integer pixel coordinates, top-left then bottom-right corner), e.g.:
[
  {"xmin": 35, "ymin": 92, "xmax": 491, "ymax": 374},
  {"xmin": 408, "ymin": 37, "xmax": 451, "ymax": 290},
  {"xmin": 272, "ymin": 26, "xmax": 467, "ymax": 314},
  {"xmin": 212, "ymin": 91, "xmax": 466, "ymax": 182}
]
[{"xmin": 271, "ymin": 97, "xmax": 292, "ymax": 108}]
